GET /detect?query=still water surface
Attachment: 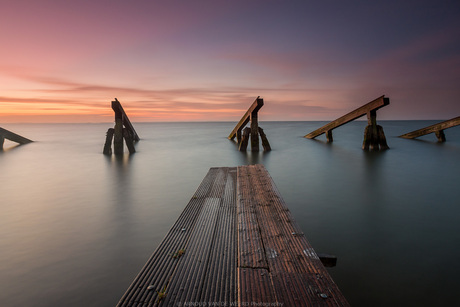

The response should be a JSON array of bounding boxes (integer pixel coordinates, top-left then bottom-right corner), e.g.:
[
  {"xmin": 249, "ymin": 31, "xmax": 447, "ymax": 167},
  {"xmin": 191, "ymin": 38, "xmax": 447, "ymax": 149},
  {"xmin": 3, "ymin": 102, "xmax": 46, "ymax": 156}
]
[{"xmin": 1, "ymin": 121, "xmax": 459, "ymax": 306}]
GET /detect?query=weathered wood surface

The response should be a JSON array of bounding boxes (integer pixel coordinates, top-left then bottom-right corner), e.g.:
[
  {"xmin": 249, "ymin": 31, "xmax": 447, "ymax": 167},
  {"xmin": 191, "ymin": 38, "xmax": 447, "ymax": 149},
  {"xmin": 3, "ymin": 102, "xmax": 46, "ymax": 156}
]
[
  {"xmin": 117, "ymin": 165, "xmax": 348, "ymax": 306},
  {"xmin": 117, "ymin": 167, "xmax": 237, "ymax": 306},
  {"xmin": 0, "ymin": 127, "xmax": 33, "ymax": 145},
  {"xmin": 305, "ymin": 95, "xmax": 389, "ymax": 139},
  {"xmin": 112, "ymin": 98, "xmax": 140, "ymax": 142},
  {"xmin": 399, "ymin": 116, "xmax": 460, "ymax": 141},
  {"xmin": 237, "ymin": 165, "xmax": 348, "ymax": 306},
  {"xmin": 228, "ymin": 97, "xmax": 263, "ymax": 140}
]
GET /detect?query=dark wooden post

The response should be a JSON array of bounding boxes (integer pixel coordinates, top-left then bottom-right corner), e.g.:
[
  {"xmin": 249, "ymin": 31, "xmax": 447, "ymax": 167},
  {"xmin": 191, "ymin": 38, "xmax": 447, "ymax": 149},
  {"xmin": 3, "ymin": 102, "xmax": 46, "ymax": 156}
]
[
  {"xmin": 239, "ymin": 127, "xmax": 251, "ymax": 151},
  {"xmin": 0, "ymin": 134, "xmax": 4, "ymax": 150},
  {"xmin": 103, "ymin": 128, "xmax": 114, "ymax": 155},
  {"xmin": 113, "ymin": 116, "xmax": 124, "ymax": 155},
  {"xmin": 435, "ymin": 130, "xmax": 446, "ymax": 142},
  {"xmin": 250, "ymin": 111, "xmax": 259, "ymax": 152},
  {"xmin": 325, "ymin": 130, "xmax": 333, "ymax": 143},
  {"xmin": 258, "ymin": 127, "xmax": 271, "ymax": 151},
  {"xmin": 123, "ymin": 128, "xmax": 136, "ymax": 153}
]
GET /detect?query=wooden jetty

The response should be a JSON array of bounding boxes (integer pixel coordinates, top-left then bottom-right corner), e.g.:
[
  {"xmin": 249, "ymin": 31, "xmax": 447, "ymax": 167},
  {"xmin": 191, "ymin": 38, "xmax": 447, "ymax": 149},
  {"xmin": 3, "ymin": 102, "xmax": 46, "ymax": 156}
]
[
  {"xmin": 228, "ymin": 97, "xmax": 271, "ymax": 152},
  {"xmin": 0, "ymin": 127, "xmax": 33, "ymax": 150},
  {"xmin": 399, "ymin": 116, "xmax": 460, "ymax": 142},
  {"xmin": 103, "ymin": 98, "xmax": 140, "ymax": 155},
  {"xmin": 305, "ymin": 95, "xmax": 390, "ymax": 150},
  {"xmin": 117, "ymin": 165, "xmax": 348, "ymax": 307}
]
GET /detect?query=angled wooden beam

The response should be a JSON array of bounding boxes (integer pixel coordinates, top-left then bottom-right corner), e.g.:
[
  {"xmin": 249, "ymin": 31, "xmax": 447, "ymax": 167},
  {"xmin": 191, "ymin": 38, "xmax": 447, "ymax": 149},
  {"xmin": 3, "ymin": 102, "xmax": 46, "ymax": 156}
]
[
  {"xmin": 112, "ymin": 98, "xmax": 140, "ymax": 142},
  {"xmin": 228, "ymin": 97, "xmax": 263, "ymax": 140},
  {"xmin": 305, "ymin": 95, "xmax": 389, "ymax": 139},
  {"xmin": 0, "ymin": 127, "xmax": 33, "ymax": 148},
  {"xmin": 399, "ymin": 116, "xmax": 460, "ymax": 142}
]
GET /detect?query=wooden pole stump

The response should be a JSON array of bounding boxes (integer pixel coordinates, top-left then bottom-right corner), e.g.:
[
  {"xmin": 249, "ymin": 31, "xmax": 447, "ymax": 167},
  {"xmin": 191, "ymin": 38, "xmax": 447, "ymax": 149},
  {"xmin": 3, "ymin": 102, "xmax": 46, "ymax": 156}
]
[
  {"xmin": 103, "ymin": 128, "xmax": 114, "ymax": 155},
  {"xmin": 250, "ymin": 111, "xmax": 259, "ymax": 152},
  {"xmin": 325, "ymin": 130, "xmax": 333, "ymax": 143},
  {"xmin": 123, "ymin": 128, "xmax": 136, "ymax": 154},
  {"xmin": 258, "ymin": 127, "xmax": 271, "ymax": 151},
  {"xmin": 362, "ymin": 110, "xmax": 388, "ymax": 151},
  {"xmin": 435, "ymin": 130, "xmax": 446, "ymax": 142},
  {"xmin": 239, "ymin": 127, "xmax": 251, "ymax": 151},
  {"xmin": 113, "ymin": 117, "xmax": 124, "ymax": 155},
  {"xmin": 0, "ymin": 134, "xmax": 4, "ymax": 150}
]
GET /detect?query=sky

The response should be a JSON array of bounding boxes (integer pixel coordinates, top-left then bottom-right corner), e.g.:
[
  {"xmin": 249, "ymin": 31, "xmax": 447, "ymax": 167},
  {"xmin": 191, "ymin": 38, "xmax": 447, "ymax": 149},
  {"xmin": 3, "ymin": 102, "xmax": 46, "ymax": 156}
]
[{"xmin": 1, "ymin": 0, "xmax": 459, "ymax": 123}]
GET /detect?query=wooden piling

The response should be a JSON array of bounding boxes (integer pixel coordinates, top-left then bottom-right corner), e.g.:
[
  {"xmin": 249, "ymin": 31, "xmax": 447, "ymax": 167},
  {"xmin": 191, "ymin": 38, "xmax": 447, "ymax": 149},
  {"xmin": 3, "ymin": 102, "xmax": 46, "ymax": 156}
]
[
  {"xmin": 239, "ymin": 127, "xmax": 251, "ymax": 151},
  {"xmin": 103, "ymin": 128, "xmax": 114, "ymax": 155},
  {"xmin": 250, "ymin": 111, "xmax": 259, "ymax": 152},
  {"xmin": 305, "ymin": 95, "xmax": 390, "ymax": 150},
  {"xmin": 103, "ymin": 98, "xmax": 140, "ymax": 155},
  {"xmin": 123, "ymin": 128, "xmax": 136, "ymax": 154},
  {"xmin": 258, "ymin": 127, "xmax": 271, "ymax": 151},
  {"xmin": 113, "ymin": 117, "xmax": 124, "ymax": 155},
  {"xmin": 228, "ymin": 97, "xmax": 271, "ymax": 152}
]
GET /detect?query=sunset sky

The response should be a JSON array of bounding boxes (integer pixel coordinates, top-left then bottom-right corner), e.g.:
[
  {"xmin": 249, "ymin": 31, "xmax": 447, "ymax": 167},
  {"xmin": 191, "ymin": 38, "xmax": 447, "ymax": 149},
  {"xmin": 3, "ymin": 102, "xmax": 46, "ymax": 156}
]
[{"xmin": 1, "ymin": 0, "xmax": 459, "ymax": 123}]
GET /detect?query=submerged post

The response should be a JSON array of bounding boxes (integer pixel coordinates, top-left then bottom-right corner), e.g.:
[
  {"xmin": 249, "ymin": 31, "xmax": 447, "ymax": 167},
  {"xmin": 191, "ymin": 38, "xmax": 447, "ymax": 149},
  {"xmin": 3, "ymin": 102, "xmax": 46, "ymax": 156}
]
[
  {"xmin": 228, "ymin": 96, "xmax": 271, "ymax": 152},
  {"xmin": 103, "ymin": 98, "xmax": 139, "ymax": 155},
  {"xmin": 399, "ymin": 116, "xmax": 460, "ymax": 142},
  {"xmin": 305, "ymin": 95, "xmax": 390, "ymax": 150}
]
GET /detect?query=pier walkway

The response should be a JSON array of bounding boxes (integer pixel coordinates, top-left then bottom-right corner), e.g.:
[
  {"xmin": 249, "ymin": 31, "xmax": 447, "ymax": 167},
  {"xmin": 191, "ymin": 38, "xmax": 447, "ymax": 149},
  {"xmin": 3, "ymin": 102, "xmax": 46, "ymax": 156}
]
[{"xmin": 117, "ymin": 165, "xmax": 348, "ymax": 306}]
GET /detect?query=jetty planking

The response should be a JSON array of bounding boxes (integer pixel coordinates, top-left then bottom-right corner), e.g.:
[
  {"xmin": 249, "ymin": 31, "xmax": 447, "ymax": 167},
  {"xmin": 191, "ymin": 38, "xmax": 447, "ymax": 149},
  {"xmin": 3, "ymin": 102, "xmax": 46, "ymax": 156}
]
[
  {"xmin": 0, "ymin": 127, "xmax": 33, "ymax": 150},
  {"xmin": 305, "ymin": 95, "xmax": 390, "ymax": 150},
  {"xmin": 117, "ymin": 165, "xmax": 348, "ymax": 306},
  {"xmin": 399, "ymin": 116, "xmax": 460, "ymax": 142}
]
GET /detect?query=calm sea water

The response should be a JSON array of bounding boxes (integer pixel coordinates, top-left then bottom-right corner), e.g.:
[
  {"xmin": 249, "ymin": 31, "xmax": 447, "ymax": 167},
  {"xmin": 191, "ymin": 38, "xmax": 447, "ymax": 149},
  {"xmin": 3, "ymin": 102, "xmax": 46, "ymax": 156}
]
[{"xmin": 1, "ymin": 121, "xmax": 459, "ymax": 307}]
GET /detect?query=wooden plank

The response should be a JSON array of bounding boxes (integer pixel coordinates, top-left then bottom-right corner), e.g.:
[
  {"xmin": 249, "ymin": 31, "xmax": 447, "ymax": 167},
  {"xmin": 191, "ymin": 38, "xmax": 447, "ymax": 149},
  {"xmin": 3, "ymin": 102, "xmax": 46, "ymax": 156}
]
[
  {"xmin": 399, "ymin": 116, "xmax": 460, "ymax": 140},
  {"xmin": 112, "ymin": 98, "xmax": 140, "ymax": 142},
  {"xmin": 117, "ymin": 168, "xmax": 222, "ymax": 306},
  {"xmin": 228, "ymin": 97, "xmax": 263, "ymax": 140},
  {"xmin": 305, "ymin": 96, "xmax": 389, "ymax": 139},
  {"xmin": 117, "ymin": 167, "xmax": 237, "ymax": 307},
  {"xmin": 118, "ymin": 166, "xmax": 348, "ymax": 306},
  {"xmin": 0, "ymin": 127, "xmax": 33, "ymax": 144},
  {"xmin": 237, "ymin": 165, "xmax": 349, "ymax": 306}
]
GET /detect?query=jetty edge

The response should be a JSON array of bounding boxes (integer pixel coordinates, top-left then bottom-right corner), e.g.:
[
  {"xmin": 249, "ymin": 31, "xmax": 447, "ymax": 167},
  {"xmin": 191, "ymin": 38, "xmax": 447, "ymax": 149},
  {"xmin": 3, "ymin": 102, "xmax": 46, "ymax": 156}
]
[{"xmin": 117, "ymin": 165, "xmax": 349, "ymax": 306}]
